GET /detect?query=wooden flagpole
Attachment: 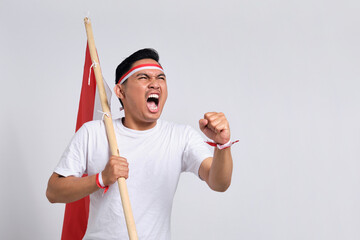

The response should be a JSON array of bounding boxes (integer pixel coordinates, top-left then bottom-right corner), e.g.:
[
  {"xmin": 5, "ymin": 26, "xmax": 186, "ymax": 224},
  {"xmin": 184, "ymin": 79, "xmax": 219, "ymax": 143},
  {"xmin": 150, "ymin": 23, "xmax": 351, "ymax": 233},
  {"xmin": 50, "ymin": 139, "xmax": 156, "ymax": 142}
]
[{"xmin": 84, "ymin": 17, "xmax": 138, "ymax": 240}]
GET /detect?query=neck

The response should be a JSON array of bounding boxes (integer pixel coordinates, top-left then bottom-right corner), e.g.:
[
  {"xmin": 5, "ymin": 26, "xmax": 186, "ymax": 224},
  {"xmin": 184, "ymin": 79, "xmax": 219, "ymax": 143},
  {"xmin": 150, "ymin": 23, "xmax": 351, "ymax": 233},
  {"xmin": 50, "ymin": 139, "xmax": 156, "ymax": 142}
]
[{"xmin": 122, "ymin": 117, "xmax": 157, "ymax": 131}]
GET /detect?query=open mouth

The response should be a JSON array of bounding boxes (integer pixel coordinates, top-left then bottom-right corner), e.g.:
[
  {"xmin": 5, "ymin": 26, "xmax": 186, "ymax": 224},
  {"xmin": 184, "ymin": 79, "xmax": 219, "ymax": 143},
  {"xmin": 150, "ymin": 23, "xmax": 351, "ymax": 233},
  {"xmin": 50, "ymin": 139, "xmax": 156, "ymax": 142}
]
[{"xmin": 146, "ymin": 94, "xmax": 159, "ymax": 113}]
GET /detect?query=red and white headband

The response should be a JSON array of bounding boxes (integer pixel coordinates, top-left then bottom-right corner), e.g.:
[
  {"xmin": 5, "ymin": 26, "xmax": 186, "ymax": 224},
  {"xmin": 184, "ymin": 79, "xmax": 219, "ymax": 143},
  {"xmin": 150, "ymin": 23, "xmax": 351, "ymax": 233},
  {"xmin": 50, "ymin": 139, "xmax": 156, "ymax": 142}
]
[{"xmin": 118, "ymin": 63, "xmax": 164, "ymax": 85}]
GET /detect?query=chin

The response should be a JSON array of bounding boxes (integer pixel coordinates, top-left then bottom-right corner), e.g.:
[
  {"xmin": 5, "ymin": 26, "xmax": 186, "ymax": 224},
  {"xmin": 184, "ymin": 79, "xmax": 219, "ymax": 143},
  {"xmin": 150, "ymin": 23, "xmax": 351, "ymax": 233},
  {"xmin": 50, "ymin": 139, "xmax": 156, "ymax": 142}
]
[{"xmin": 145, "ymin": 112, "xmax": 162, "ymax": 122}]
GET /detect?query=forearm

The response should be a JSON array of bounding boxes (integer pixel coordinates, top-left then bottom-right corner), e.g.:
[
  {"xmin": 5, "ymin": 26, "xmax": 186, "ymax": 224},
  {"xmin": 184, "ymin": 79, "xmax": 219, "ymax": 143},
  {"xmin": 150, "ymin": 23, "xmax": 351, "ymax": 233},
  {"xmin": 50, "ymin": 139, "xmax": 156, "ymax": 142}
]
[
  {"xmin": 208, "ymin": 147, "xmax": 233, "ymax": 192},
  {"xmin": 199, "ymin": 111, "xmax": 234, "ymax": 192},
  {"xmin": 46, "ymin": 173, "xmax": 99, "ymax": 204}
]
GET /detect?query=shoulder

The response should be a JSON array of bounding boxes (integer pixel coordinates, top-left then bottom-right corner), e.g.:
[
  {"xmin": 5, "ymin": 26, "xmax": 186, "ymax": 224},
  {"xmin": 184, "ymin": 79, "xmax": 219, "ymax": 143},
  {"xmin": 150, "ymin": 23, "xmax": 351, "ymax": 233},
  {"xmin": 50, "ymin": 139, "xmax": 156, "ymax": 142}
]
[
  {"xmin": 77, "ymin": 120, "xmax": 107, "ymax": 137},
  {"xmin": 82, "ymin": 118, "xmax": 121, "ymax": 131},
  {"xmin": 82, "ymin": 119, "xmax": 105, "ymax": 129}
]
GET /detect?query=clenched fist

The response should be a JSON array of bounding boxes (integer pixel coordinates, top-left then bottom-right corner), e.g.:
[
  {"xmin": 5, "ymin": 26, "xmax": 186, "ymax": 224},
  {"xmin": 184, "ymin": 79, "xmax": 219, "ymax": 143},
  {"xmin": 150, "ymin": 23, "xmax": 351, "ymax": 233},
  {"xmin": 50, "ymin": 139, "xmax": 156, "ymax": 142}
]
[
  {"xmin": 101, "ymin": 155, "xmax": 129, "ymax": 186},
  {"xmin": 199, "ymin": 112, "xmax": 231, "ymax": 145}
]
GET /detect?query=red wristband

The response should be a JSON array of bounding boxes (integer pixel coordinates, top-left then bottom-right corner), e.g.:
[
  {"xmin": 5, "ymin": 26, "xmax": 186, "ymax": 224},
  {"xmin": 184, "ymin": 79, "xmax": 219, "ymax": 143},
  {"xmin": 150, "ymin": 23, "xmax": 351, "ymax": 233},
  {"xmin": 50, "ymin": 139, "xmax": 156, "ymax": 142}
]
[
  {"xmin": 205, "ymin": 140, "xmax": 239, "ymax": 150},
  {"xmin": 96, "ymin": 173, "xmax": 109, "ymax": 194}
]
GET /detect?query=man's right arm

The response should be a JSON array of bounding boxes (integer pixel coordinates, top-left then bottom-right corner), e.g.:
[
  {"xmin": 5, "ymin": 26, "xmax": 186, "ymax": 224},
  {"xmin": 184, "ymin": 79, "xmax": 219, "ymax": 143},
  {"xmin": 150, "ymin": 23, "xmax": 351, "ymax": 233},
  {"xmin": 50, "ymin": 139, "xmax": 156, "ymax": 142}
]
[
  {"xmin": 46, "ymin": 173, "xmax": 99, "ymax": 203},
  {"xmin": 46, "ymin": 155, "xmax": 129, "ymax": 203}
]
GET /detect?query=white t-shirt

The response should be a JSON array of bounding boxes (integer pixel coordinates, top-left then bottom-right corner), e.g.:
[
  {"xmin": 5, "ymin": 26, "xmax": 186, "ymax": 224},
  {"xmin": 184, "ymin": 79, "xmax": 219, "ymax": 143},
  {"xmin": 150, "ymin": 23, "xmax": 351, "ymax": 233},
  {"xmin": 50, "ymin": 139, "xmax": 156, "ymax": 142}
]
[{"xmin": 54, "ymin": 118, "xmax": 212, "ymax": 240}]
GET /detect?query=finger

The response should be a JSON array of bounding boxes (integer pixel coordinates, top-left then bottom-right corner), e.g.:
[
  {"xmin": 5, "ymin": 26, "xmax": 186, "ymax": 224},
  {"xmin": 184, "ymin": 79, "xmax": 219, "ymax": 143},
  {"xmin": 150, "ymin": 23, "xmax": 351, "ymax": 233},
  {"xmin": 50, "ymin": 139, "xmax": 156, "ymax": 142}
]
[
  {"xmin": 115, "ymin": 166, "xmax": 129, "ymax": 175},
  {"xmin": 205, "ymin": 114, "xmax": 226, "ymax": 129},
  {"xmin": 110, "ymin": 155, "xmax": 127, "ymax": 161},
  {"xmin": 117, "ymin": 170, "xmax": 129, "ymax": 179},
  {"xmin": 203, "ymin": 112, "xmax": 217, "ymax": 120},
  {"xmin": 109, "ymin": 156, "xmax": 128, "ymax": 164},
  {"xmin": 207, "ymin": 118, "xmax": 224, "ymax": 132},
  {"xmin": 199, "ymin": 119, "xmax": 208, "ymax": 131},
  {"xmin": 208, "ymin": 119, "xmax": 229, "ymax": 134},
  {"xmin": 206, "ymin": 112, "xmax": 226, "ymax": 122},
  {"xmin": 215, "ymin": 123, "xmax": 230, "ymax": 138},
  {"xmin": 115, "ymin": 165, "xmax": 129, "ymax": 179}
]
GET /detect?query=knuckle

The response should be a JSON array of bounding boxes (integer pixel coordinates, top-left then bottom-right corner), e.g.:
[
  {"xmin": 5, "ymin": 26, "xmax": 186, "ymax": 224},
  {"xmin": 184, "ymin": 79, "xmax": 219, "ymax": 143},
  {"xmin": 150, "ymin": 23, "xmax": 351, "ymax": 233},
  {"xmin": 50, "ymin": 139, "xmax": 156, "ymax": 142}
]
[
  {"xmin": 204, "ymin": 112, "xmax": 215, "ymax": 118},
  {"xmin": 207, "ymin": 116, "xmax": 215, "ymax": 122}
]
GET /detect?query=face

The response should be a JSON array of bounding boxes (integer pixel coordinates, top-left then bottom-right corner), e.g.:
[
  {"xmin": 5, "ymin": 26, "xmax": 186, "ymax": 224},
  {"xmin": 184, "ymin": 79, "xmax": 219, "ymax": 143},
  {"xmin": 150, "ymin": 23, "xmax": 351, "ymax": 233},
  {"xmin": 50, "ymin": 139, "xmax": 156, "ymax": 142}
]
[{"xmin": 114, "ymin": 58, "xmax": 168, "ymax": 130}]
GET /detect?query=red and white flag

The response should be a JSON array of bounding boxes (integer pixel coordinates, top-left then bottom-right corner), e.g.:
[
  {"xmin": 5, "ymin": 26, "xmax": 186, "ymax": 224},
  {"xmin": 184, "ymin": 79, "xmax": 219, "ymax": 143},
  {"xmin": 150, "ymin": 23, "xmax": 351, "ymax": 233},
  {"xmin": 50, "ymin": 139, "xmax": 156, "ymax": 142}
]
[{"xmin": 61, "ymin": 43, "xmax": 111, "ymax": 240}]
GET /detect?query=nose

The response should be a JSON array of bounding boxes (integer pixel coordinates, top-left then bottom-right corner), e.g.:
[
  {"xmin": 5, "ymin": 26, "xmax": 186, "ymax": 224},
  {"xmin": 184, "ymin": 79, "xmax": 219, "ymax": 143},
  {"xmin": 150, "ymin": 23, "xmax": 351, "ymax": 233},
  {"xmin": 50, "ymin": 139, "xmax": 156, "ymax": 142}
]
[{"xmin": 148, "ymin": 77, "xmax": 160, "ymax": 89}]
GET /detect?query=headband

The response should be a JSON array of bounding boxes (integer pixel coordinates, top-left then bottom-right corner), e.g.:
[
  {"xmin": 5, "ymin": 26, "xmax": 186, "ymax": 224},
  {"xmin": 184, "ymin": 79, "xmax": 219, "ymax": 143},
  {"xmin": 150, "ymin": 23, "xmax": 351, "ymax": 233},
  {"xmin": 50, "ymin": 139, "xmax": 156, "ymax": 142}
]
[{"xmin": 118, "ymin": 63, "xmax": 164, "ymax": 85}]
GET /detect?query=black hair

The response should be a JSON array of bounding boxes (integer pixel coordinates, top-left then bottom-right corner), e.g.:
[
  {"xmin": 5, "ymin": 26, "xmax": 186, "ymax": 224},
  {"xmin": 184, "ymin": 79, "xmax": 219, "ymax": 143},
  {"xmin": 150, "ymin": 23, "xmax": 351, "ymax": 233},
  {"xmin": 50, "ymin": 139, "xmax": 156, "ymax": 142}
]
[{"xmin": 115, "ymin": 48, "xmax": 160, "ymax": 107}]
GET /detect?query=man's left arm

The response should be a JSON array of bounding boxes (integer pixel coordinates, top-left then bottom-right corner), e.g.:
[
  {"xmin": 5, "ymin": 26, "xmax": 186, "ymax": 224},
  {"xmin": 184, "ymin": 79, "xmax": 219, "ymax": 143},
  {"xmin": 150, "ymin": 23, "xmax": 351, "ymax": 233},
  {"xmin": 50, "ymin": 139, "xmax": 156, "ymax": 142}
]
[{"xmin": 198, "ymin": 112, "xmax": 234, "ymax": 192}]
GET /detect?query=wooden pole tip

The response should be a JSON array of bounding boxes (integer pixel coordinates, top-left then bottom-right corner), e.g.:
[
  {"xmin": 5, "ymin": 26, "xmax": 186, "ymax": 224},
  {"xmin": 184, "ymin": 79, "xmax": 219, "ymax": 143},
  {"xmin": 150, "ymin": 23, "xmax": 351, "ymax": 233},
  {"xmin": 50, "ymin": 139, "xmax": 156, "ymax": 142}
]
[{"xmin": 84, "ymin": 17, "xmax": 91, "ymax": 24}]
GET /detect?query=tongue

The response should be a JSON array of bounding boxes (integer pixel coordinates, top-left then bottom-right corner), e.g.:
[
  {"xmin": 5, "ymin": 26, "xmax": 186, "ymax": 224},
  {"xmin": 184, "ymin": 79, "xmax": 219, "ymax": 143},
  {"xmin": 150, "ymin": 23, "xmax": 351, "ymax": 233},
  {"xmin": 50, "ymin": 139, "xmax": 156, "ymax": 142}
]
[{"xmin": 147, "ymin": 101, "xmax": 159, "ymax": 113}]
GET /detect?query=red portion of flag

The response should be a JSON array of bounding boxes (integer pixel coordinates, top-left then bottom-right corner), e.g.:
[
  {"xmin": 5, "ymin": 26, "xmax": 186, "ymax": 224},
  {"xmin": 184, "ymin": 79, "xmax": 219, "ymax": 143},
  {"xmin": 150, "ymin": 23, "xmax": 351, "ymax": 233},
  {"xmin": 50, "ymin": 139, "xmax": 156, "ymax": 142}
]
[
  {"xmin": 61, "ymin": 44, "xmax": 96, "ymax": 240},
  {"xmin": 75, "ymin": 44, "xmax": 96, "ymax": 132}
]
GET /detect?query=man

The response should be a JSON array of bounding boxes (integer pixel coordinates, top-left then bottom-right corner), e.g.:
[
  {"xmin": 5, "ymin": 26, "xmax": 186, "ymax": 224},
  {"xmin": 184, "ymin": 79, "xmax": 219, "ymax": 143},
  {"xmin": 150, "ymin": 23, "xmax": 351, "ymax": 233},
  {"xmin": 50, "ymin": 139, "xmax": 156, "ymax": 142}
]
[{"xmin": 46, "ymin": 48, "xmax": 235, "ymax": 239}]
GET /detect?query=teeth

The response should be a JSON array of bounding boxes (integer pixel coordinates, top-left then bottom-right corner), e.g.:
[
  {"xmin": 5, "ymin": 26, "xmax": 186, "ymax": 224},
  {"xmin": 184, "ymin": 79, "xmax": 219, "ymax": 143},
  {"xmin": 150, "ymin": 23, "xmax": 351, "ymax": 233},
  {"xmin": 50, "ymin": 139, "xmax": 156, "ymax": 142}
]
[{"xmin": 148, "ymin": 94, "xmax": 159, "ymax": 99}]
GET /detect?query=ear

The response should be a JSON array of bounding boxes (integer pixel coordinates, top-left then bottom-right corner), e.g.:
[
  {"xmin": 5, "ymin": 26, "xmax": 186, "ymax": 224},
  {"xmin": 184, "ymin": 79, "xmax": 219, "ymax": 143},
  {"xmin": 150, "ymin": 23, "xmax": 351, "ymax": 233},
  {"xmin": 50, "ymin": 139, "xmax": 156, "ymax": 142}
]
[{"xmin": 114, "ymin": 84, "xmax": 125, "ymax": 100}]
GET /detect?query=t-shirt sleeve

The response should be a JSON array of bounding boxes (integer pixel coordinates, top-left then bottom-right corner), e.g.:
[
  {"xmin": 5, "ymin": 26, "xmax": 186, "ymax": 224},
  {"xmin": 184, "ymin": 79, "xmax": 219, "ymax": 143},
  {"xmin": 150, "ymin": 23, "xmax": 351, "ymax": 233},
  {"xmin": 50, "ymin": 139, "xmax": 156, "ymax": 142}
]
[
  {"xmin": 53, "ymin": 125, "xmax": 89, "ymax": 178},
  {"xmin": 181, "ymin": 126, "xmax": 212, "ymax": 177}
]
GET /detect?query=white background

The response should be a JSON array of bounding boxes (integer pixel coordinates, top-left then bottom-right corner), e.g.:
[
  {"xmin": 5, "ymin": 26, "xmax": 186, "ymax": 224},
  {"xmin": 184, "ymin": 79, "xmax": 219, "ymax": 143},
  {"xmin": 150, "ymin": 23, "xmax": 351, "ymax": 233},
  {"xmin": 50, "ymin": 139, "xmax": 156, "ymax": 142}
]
[{"xmin": 1, "ymin": 0, "xmax": 359, "ymax": 239}]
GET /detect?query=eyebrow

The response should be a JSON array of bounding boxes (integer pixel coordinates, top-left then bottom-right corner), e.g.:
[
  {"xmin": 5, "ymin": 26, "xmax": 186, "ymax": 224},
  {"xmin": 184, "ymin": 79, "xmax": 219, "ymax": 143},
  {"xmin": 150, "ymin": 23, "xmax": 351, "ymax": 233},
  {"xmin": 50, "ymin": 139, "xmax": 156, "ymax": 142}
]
[
  {"xmin": 158, "ymin": 73, "xmax": 166, "ymax": 78},
  {"xmin": 135, "ymin": 73, "xmax": 166, "ymax": 78}
]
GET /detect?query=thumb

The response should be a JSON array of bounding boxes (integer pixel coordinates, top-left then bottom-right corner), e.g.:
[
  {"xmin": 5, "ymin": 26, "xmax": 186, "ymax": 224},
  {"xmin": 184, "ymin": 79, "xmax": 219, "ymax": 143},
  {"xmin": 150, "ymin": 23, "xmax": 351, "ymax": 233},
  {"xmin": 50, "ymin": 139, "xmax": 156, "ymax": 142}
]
[{"xmin": 199, "ymin": 119, "xmax": 208, "ymax": 132}]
